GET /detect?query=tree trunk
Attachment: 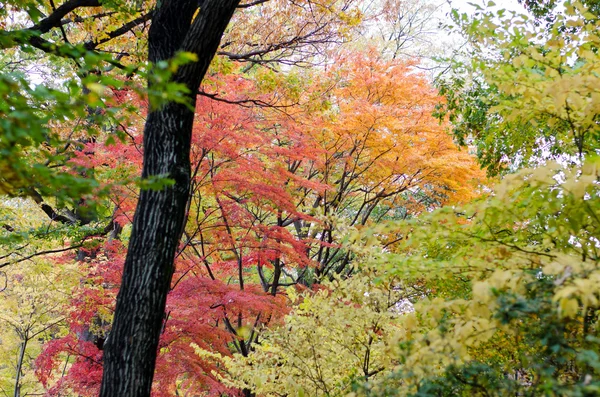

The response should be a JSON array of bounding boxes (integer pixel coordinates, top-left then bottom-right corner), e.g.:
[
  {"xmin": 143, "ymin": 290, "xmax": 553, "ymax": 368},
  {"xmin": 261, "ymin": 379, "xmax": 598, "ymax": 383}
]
[
  {"xmin": 14, "ymin": 338, "xmax": 27, "ymax": 397},
  {"xmin": 100, "ymin": 1, "xmax": 240, "ymax": 396}
]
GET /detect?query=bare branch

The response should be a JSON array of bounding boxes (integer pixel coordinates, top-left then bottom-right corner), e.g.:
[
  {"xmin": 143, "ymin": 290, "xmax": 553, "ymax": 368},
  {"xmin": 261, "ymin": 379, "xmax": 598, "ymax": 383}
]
[
  {"xmin": 60, "ymin": 11, "xmax": 118, "ymax": 25},
  {"xmin": 0, "ymin": 243, "xmax": 85, "ymax": 269},
  {"xmin": 198, "ymin": 90, "xmax": 296, "ymax": 109}
]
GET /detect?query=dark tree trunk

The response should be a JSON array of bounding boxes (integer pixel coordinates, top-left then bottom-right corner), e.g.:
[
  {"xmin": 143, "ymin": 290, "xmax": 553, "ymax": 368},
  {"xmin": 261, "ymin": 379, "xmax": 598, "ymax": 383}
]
[{"xmin": 100, "ymin": 1, "xmax": 240, "ymax": 396}]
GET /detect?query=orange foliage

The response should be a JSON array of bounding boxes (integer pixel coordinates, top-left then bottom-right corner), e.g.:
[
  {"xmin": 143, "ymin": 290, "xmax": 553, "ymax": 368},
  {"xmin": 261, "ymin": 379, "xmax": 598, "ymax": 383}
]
[
  {"xmin": 300, "ymin": 49, "xmax": 483, "ymax": 214},
  {"xmin": 36, "ymin": 49, "xmax": 483, "ymax": 396}
]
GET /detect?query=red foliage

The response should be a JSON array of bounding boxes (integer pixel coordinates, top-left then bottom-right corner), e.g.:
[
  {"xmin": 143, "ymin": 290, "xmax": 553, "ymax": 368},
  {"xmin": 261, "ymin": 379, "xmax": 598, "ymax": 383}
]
[
  {"xmin": 36, "ymin": 335, "xmax": 103, "ymax": 396},
  {"xmin": 36, "ymin": 53, "xmax": 481, "ymax": 395},
  {"xmin": 36, "ymin": 72, "xmax": 316, "ymax": 395}
]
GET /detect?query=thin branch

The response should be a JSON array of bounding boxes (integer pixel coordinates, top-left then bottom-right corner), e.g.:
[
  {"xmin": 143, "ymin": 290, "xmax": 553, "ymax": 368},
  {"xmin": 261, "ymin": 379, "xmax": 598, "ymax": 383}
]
[
  {"xmin": 197, "ymin": 90, "xmax": 296, "ymax": 109},
  {"xmin": 27, "ymin": 188, "xmax": 77, "ymax": 224},
  {"xmin": 60, "ymin": 11, "xmax": 118, "ymax": 25},
  {"xmin": 84, "ymin": 12, "xmax": 153, "ymax": 50},
  {"xmin": 0, "ymin": 271, "xmax": 6, "ymax": 292},
  {"xmin": 0, "ymin": 243, "xmax": 85, "ymax": 269},
  {"xmin": 30, "ymin": 0, "xmax": 101, "ymax": 34},
  {"xmin": 237, "ymin": 0, "xmax": 269, "ymax": 8},
  {"xmin": 49, "ymin": 0, "xmax": 73, "ymax": 47},
  {"xmin": 19, "ymin": 35, "xmax": 131, "ymax": 71}
]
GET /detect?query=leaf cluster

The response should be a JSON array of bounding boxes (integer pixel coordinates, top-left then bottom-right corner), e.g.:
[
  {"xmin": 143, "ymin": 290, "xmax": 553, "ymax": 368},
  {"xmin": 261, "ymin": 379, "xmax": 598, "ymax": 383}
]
[{"xmin": 357, "ymin": 157, "xmax": 600, "ymax": 396}]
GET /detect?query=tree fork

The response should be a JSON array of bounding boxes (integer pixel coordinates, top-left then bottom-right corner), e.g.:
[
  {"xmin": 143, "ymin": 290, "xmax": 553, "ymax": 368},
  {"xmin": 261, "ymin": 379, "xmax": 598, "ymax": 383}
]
[{"xmin": 99, "ymin": 0, "xmax": 240, "ymax": 395}]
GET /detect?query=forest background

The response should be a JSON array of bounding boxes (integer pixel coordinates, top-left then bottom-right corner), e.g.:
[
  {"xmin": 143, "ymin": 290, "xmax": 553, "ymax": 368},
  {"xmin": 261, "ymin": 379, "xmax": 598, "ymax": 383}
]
[{"xmin": 0, "ymin": 0, "xmax": 599, "ymax": 396}]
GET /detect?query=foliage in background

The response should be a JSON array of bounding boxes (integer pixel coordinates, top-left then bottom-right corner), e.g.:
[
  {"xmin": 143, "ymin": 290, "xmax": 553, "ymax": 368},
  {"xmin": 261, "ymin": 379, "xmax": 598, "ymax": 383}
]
[
  {"xmin": 218, "ymin": 271, "xmax": 408, "ymax": 396},
  {"xmin": 436, "ymin": 0, "xmax": 600, "ymax": 175},
  {"xmin": 357, "ymin": 155, "xmax": 600, "ymax": 396}
]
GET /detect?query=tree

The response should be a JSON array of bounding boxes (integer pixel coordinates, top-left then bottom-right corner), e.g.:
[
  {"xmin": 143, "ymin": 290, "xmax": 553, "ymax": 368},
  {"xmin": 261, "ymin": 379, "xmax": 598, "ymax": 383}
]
[
  {"xmin": 518, "ymin": 0, "xmax": 600, "ymax": 22},
  {"xmin": 350, "ymin": 2, "xmax": 600, "ymax": 395},
  {"xmin": 352, "ymin": 156, "xmax": 600, "ymax": 396},
  {"xmin": 436, "ymin": 0, "xmax": 600, "ymax": 175},
  {"xmin": 0, "ymin": 0, "xmax": 363, "ymax": 393},
  {"xmin": 0, "ymin": 257, "xmax": 79, "ymax": 397},
  {"xmin": 292, "ymin": 50, "xmax": 482, "ymax": 278},
  {"xmin": 216, "ymin": 271, "xmax": 406, "ymax": 396},
  {"xmin": 196, "ymin": 3, "xmax": 600, "ymax": 396},
  {"xmin": 34, "ymin": 47, "xmax": 483, "ymax": 395},
  {"xmin": 1, "ymin": 0, "xmax": 365, "ymax": 394},
  {"xmin": 1, "ymin": 0, "xmax": 240, "ymax": 394},
  {"xmin": 365, "ymin": 0, "xmax": 443, "ymax": 61},
  {"xmin": 98, "ymin": 1, "xmax": 241, "ymax": 395}
]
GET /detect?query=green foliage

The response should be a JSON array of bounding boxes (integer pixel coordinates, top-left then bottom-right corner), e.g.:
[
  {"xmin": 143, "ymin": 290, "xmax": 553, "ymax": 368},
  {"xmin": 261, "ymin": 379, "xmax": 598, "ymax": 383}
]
[
  {"xmin": 437, "ymin": 0, "xmax": 600, "ymax": 175},
  {"xmin": 0, "ymin": 73, "xmax": 82, "ymax": 195},
  {"xmin": 355, "ymin": 157, "xmax": 600, "ymax": 396},
  {"xmin": 518, "ymin": 0, "xmax": 600, "ymax": 25},
  {"xmin": 146, "ymin": 51, "xmax": 198, "ymax": 110}
]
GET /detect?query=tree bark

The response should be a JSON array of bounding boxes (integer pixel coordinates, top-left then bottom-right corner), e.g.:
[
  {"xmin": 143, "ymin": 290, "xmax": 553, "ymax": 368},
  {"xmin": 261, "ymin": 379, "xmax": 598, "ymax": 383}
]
[
  {"xmin": 99, "ymin": 1, "xmax": 240, "ymax": 396},
  {"xmin": 14, "ymin": 338, "xmax": 27, "ymax": 397}
]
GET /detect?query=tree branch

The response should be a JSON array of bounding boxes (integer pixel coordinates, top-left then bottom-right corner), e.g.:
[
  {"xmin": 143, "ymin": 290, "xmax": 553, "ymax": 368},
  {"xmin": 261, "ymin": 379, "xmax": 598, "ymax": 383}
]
[
  {"xmin": 60, "ymin": 11, "xmax": 118, "ymax": 25},
  {"xmin": 84, "ymin": 12, "xmax": 154, "ymax": 50},
  {"xmin": 237, "ymin": 0, "xmax": 269, "ymax": 8},
  {"xmin": 15, "ymin": 35, "xmax": 130, "ymax": 71},
  {"xmin": 27, "ymin": 188, "xmax": 77, "ymax": 224},
  {"xmin": 198, "ymin": 90, "xmax": 295, "ymax": 109},
  {"xmin": 0, "ymin": 243, "xmax": 85, "ymax": 269},
  {"xmin": 30, "ymin": 0, "xmax": 102, "ymax": 34}
]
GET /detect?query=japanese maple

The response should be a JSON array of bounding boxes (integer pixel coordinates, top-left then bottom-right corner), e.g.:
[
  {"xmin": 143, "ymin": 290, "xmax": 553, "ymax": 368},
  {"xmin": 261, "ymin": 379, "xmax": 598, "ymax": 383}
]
[{"xmin": 35, "ymin": 49, "xmax": 483, "ymax": 395}]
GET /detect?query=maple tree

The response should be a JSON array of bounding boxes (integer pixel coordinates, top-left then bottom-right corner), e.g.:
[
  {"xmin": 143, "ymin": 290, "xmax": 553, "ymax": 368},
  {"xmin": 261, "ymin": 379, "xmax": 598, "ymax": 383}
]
[
  {"xmin": 290, "ymin": 49, "xmax": 482, "ymax": 278},
  {"xmin": 30, "ymin": 45, "xmax": 481, "ymax": 395}
]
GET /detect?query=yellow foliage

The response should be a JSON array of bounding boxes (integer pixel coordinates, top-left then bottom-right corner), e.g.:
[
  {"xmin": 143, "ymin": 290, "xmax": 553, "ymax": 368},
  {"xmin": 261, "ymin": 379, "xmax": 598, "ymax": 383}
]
[
  {"xmin": 209, "ymin": 271, "xmax": 406, "ymax": 396},
  {"xmin": 357, "ymin": 156, "xmax": 600, "ymax": 395},
  {"xmin": 0, "ymin": 259, "xmax": 80, "ymax": 395}
]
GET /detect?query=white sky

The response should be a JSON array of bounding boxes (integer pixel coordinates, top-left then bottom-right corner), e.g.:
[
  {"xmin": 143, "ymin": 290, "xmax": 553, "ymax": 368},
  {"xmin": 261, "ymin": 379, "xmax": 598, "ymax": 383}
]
[
  {"xmin": 409, "ymin": 0, "xmax": 531, "ymax": 75},
  {"xmin": 449, "ymin": 0, "xmax": 527, "ymax": 14}
]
